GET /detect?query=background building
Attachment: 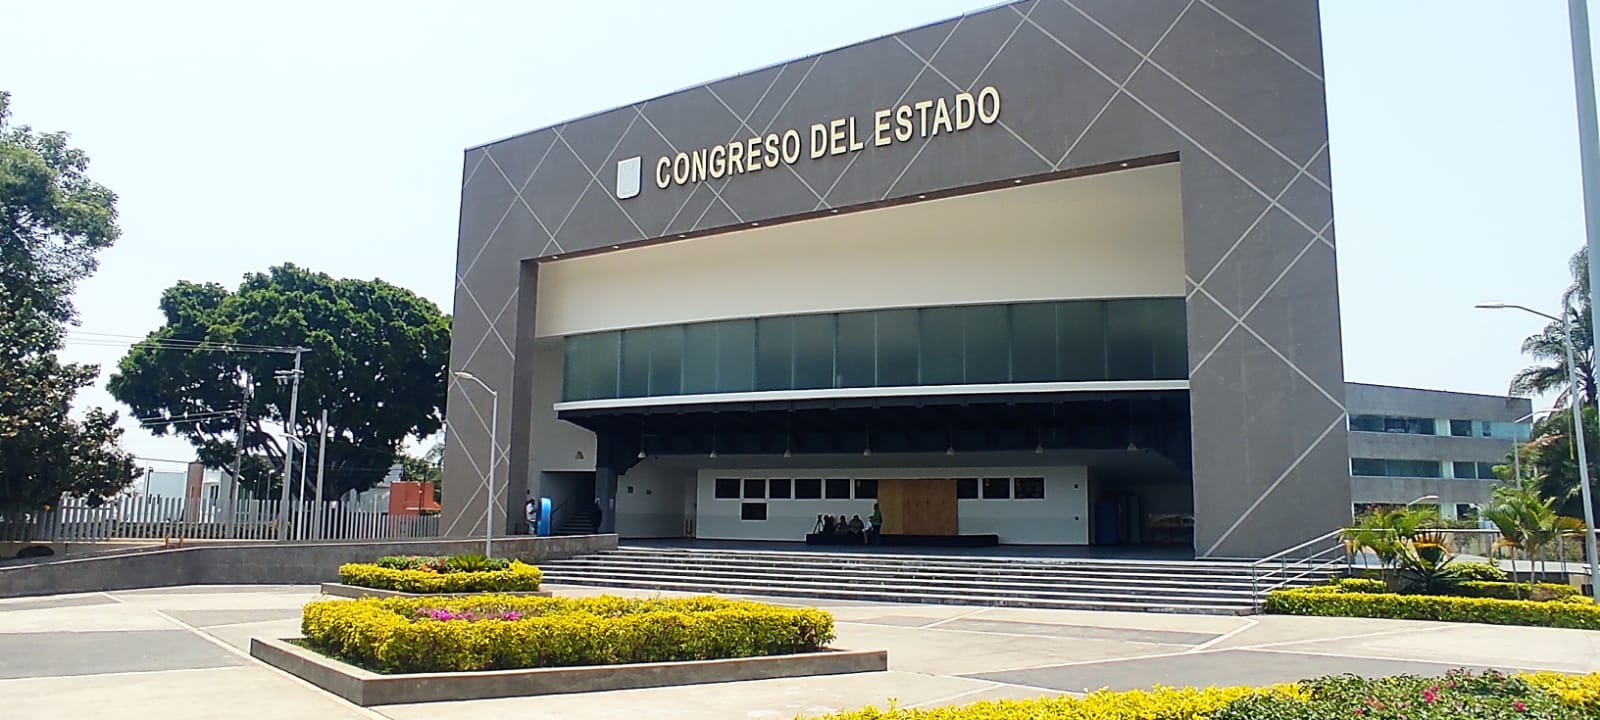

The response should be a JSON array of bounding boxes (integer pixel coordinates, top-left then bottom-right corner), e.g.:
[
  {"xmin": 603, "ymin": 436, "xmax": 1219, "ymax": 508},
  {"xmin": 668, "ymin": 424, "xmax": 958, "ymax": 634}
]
[
  {"xmin": 444, "ymin": 0, "xmax": 1346, "ymax": 557},
  {"xmin": 1346, "ymin": 383, "xmax": 1532, "ymax": 519}
]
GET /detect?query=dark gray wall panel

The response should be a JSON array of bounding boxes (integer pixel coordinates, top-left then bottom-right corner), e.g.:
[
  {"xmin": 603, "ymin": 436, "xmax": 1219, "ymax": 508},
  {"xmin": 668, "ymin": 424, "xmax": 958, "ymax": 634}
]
[{"xmin": 444, "ymin": 0, "xmax": 1348, "ymax": 557}]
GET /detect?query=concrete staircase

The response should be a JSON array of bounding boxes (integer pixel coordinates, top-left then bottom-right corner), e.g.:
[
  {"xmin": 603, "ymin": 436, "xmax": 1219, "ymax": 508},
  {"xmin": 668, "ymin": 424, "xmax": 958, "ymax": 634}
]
[
  {"xmin": 537, "ymin": 546, "xmax": 1338, "ymax": 614},
  {"xmin": 553, "ymin": 504, "xmax": 601, "ymax": 536}
]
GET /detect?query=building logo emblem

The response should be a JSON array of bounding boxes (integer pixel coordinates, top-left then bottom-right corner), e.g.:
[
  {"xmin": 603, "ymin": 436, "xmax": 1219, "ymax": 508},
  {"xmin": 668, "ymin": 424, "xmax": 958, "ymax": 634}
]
[{"xmin": 615, "ymin": 156, "xmax": 642, "ymax": 199}]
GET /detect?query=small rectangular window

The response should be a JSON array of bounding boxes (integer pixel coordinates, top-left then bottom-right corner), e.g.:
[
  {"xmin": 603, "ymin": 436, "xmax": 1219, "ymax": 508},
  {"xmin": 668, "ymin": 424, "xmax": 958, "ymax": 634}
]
[
  {"xmin": 740, "ymin": 502, "xmax": 768, "ymax": 520},
  {"xmin": 981, "ymin": 477, "xmax": 1011, "ymax": 500},
  {"xmin": 1351, "ymin": 458, "xmax": 1385, "ymax": 477},
  {"xmin": 1453, "ymin": 461, "xmax": 1476, "ymax": 479},
  {"xmin": 714, "ymin": 478, "xmax": 739, "ymax": 499},
  {"xmin": 1014, "ymin": 477, "xmax": 1045, "ymax": 499},
  {"xmin": 1450, "ymin": 419, "xmax": 1473, "ymax": 437},
  {"xmin": 1478, "ymin": 462, "xmax": 1498, "ymax": 480},
  {"xmin": 743, "ymin": 478, "xmax": 765, "ymax": 499},
  {"xmin": 1481, "ymin": 422, "xmax": 1494, "ymax": 438},
  {"xmin": 854, "ymin": 479, "xmax": 877, "ymax": 499},
  {"xmin": 825, "ymin": 478, "xmax": 850, "ymax": 499},
  {"xmin": 795, "ymin": 478, "xmax": 822, "ymax": 499},
  {"xmin": 769, "ymin": 478, "xmax": 791, "ymax": 499},
  {"xmin": 956, "ymin": 478, "xmax": 979, "ymax": 499},
  {"xmin": 1349, "ymin": 415, "xmax": 1384, "ymax": 433}
]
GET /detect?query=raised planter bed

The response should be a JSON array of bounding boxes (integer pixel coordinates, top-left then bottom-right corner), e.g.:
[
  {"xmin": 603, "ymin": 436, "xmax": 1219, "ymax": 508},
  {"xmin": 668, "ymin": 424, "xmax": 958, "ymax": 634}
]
[
  {"xmin": 319, "ymin": 582, "xmax": 552, "ymax": 599},
  {"xmin": 250, "ymin": 636, "xmax": 886, "ymax": 706}
]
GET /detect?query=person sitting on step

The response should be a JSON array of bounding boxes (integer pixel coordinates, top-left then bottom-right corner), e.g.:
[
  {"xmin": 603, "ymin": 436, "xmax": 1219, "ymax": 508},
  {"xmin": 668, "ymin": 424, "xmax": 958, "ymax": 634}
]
[{"xmin": 847, "ymin": 514, "xmax": 865, "ymax": 541}]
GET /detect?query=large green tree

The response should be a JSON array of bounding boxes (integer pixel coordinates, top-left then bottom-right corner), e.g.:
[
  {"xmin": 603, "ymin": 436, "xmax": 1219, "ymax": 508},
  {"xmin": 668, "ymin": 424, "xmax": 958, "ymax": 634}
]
[
  {"xmin": 107, "ymin": 265, "xmax": 449, "ymax": 499},
  {"xmin": 1510, "ymin": 247, "xmax": 1597, "ymax": 407},
  {"xmin": 1514, "ymin": 407, "xmax": 1600, "ymax": 521},
  {"xmin": 0, "ymin": 91, "xmax": 141, "ymax": 512}
]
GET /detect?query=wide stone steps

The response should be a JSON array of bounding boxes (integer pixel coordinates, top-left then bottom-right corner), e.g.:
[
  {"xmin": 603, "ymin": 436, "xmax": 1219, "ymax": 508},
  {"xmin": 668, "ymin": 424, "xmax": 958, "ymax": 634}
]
[
  {"xmin": 551, "ymin": 553, "xmax": 1270, "ymax": 581},
  {"xmin": 537, "ymin": 548, "xmax": 1334, "ymax": 614}
]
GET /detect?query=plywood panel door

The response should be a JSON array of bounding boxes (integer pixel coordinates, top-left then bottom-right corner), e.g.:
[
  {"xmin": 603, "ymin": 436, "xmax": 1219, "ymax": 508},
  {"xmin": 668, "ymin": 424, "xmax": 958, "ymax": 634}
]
[
  {"xmin": 878, "ymin": 479, "xmax": 906, "ymax": 535},
  {"xmin": 880, "ymin": 478, "xmax": 958, "ymax": 536}
]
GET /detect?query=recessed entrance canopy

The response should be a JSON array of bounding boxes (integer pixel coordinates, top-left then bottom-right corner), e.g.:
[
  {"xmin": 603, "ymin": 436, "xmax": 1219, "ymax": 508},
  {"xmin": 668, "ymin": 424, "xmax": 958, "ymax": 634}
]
[{"xmin": 559, "ymin": 390, "xmax": 1191, "ymax": 474}]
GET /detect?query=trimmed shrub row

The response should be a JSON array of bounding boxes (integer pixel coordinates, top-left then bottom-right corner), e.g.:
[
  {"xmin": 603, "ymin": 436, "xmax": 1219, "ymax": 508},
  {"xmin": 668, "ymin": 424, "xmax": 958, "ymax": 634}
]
[
  {"xmin": 812, "ymin": 684, "xmax": 1305, "ymax": 719},
  {"xmin": 1330, "ymin": 577, "xmax": 1386, "ymax": 593},
  {"xmin": 301, "ymin": 594, "xmax": 835, "ymax": 673},
  {"xmin": 1330, "ymin": 577, "xmax": 1578, "ymax": 601},
  {"xmin": 337, "ymin": 561, "xmax": 542, "ymax": 593},
  {"xmin": 1446, "ymin": 561, "xmax": 1510, "ymax": 582},
  {"xmin": 1455, "ymin": 581, "xmax": 1579, "ymax": 602},
  {"xmin": 810, "ymin": 670, "xmax": 1600, "ymax": 719},
  {"xmin": 1266, "ymin": 586, "xmax": 1600, "ymax": 629},
  {"xmin": 374, "ymin": 554, "xmax": 512, "ymax": 573}
]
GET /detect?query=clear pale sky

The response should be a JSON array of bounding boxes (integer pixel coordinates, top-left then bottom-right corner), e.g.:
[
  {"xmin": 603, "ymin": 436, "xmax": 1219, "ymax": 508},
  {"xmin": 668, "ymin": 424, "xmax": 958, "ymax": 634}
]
[{"xmin": 0, "ymin": 1, "xmax": 1592, "ymax": 469}]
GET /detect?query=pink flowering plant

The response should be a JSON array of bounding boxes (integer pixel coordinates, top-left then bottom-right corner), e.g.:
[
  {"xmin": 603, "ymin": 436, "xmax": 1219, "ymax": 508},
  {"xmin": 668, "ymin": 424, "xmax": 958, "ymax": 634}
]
[
  {"xmin": 1213, "ymin": 669, "xmax": 1584, "ymax": 719},
  {"xmin": 416, "ymin": 607, "xmax": 524, "ymax": 622}
]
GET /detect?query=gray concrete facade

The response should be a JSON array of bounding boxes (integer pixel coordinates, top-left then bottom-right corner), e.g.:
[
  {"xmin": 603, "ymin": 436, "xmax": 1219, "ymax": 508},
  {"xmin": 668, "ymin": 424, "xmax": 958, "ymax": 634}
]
[
  {"xmin": 446, "ymin": 0, "xmax": 1347, "ymax": 557},
  {"xmin": 1345, "ymin": 383, "xmax": 1533, "ymax": 513}
]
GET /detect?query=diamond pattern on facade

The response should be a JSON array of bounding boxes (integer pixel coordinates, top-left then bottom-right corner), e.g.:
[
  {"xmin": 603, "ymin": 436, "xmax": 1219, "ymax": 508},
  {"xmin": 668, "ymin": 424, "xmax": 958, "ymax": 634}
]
[{"xmin": 445, "ymin": 0, "xmax": 1346, "ymax": 558}]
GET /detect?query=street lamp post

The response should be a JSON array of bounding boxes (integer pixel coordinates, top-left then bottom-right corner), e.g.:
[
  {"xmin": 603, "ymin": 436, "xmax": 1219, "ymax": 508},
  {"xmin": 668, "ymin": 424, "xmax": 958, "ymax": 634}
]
[
  {"xmin": 1405, "ymin": 494, "xmax": 1439, "ymax": 508},
  {"xmin": 1511, "ymin": 409, "xmax": 1557, "ymax": 484},
  {"xmin": 1477, "ymin": 301, "xmax": 1600, "ymax": 601},
  {"xmin": 453, "ymin": 371, "xmax": 498, "ymax": 559}
]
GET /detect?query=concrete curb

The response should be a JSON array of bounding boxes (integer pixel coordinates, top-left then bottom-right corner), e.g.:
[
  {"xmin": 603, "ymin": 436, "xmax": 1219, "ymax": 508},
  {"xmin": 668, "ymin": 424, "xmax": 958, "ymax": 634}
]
[
  {"xmin": 249, "ymin": 637, "xmax": 887, "ymax": 706},
  {"xmin": 318, "ymin": 582, "xmax": 552, "ymax": 599}
]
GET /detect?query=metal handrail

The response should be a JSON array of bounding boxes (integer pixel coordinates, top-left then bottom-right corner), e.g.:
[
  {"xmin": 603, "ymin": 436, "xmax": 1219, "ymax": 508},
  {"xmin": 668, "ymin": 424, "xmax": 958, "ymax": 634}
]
[
  {"xmin": 1250, "ymin": 528, "xmax": 1346, "ymax": 568},
  {"xmin": 1248, "ymin": 529, "xmax": 1348, "ymax": 609}
]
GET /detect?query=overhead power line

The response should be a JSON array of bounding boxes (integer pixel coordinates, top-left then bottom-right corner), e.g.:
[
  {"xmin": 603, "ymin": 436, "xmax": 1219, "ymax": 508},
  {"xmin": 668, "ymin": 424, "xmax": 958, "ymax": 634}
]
[
  {"xmin": 137, "ymin": 408, "xmax": 243, "ymax": 425},
  {"xmin": 62, "ymin": 330, "xmax": 301, "ymax": 354}
]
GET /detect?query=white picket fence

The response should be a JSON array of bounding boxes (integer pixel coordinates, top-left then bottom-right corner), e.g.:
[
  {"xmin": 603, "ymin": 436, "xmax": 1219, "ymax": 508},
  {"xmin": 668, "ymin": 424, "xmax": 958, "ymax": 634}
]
[{"xmin": 0, "ymin": 495, "xmax": 439, "ymax": 543}]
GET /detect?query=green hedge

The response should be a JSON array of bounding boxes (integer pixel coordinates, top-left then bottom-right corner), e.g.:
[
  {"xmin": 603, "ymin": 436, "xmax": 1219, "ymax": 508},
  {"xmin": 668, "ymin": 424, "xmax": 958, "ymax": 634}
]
[
  {"xmin": 1330, "ymin": 577, "xmax": 1386, "ymax": 593},
  {"xmin": 302, "ymin": 594, "xmax": 835, "ymax": 673},
  {"xmin": 1455, "ymin": 581, "xmax": 1579, "ymax": 602},
  {"xmin": 1265, "ymin": 586, "xmax": 1600, "ymax": 629},
  {"xmin": 810, "ymin": 671, "xmax": 1600, "ymax": 719},
  {"xmin": 373, "ymin": 554, "xmax": 512, "ymax": 572},
  {"xmin": 337, "ymin": 561, "xmax": 542, "ymax": 593},
  {"xmin": 1447, "ymin": 561, "xmax": 1509, "ymax": 582}
]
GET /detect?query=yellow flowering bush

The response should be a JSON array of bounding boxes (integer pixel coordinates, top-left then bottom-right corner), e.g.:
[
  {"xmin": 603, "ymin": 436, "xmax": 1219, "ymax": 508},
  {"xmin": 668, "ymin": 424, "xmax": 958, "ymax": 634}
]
[
  {"xmin": 811, "ymin": 673, "xmax": 1600, "ymax": 719},
  {"xmin": 336, "ymin": 560, "xmax": 542, "ymax": 593},
  {"xmin": 1523, "ymin": 672, "xmax": 1600, "ymax": 709},
  {"xmin": 809, "ymin": 685, "xmax": 1306, "ymax": 719},
  {"xmin": 301, "ymin": 594, "xmax": 834, "ymax": 673},
  {"xmin": 1264, "ymin": 586, "xmax": 1600, "ymax": 629}
]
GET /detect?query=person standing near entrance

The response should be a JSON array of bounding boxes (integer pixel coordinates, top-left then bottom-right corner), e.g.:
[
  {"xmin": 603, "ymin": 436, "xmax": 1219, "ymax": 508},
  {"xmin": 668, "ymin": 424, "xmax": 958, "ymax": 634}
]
[
  {"xmin": 869, "ymin": 503, "xmax": 883, "ymax": 544},
  {"xmin": 592, "ymin": 498, "xmax": 605, "ymax": 534}
]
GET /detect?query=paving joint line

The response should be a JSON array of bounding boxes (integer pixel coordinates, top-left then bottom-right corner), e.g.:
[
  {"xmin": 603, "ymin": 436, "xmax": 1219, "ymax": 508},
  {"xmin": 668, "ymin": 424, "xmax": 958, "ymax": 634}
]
[
  {"xmin": 1185, "ymin": 617, "xmax": 1256, "ymax": 652},
  {"xmin": 100, "ymin": 592, "xmax": 396, "ymax": 720}
]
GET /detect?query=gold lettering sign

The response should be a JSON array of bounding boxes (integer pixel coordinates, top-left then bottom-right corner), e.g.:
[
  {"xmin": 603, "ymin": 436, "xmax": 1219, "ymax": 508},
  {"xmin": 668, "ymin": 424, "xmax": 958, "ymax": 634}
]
[{"xmin": 652, "ymin": 86, "xmax": 1003, "ymax": 190}]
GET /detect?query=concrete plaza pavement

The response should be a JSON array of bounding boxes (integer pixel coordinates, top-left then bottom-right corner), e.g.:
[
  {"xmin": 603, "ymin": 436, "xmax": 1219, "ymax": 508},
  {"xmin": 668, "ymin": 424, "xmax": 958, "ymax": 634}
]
[{"xmin": 2, "ymin": 584, "xmax": 1598, "ymax": 720}]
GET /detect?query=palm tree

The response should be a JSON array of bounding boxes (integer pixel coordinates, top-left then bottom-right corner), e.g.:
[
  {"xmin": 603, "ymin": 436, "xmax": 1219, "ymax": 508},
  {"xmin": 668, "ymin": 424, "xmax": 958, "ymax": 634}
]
[
  {"xmin": 1343, "ymin": 505, "xmax": 1438, "ymax": 587},
  {"xmin": 1486, "ymin": 477, "xmax": 1587, "ymax": 595},
  {"xmin": 1482, "ymin": 501, "xmax": 1528, "ymax": 599},
  {"xmin": 1510, "ymin": 247, "xmax": 1598, "ymax": 407}
]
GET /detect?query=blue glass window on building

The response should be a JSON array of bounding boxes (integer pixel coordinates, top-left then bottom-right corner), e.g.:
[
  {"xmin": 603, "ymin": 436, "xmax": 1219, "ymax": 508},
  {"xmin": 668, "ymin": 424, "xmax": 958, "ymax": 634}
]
[{"xmin": 561, "ymin": 298, "xmax": 1187, "ymax": 401}]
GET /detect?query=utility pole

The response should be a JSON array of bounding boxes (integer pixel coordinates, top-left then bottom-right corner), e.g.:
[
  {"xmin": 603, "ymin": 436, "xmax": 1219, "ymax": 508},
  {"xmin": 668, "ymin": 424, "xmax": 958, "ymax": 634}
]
[
  {"xmin": 314, "ymin": 409, "xmax": 328, "ymax": 541},
  {"xmin": 273, "ymin": 348, "xmax": 306, "ymax": 542},
  {"xmin": 226, "ymin": 381, "xmax": 252, "ymax": 536}
]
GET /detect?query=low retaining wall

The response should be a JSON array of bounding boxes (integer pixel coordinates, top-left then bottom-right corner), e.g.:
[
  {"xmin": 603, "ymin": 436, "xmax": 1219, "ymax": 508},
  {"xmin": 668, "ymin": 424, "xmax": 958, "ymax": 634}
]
[
  {"xmin": 250, "ymin": 636, "xmax": 887, "ymax": 706},
  {"xmin": 318, "ymin": 583, "xmax": 552, "ymax": 599},
  {"xmin": 0, "ymin": 535, "xmax": 616, "ymax": 598}
]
